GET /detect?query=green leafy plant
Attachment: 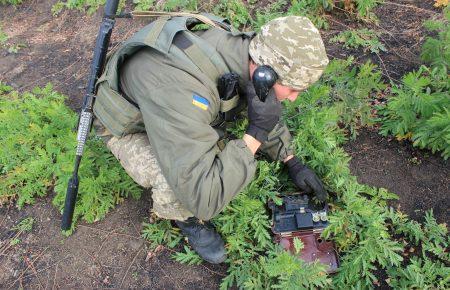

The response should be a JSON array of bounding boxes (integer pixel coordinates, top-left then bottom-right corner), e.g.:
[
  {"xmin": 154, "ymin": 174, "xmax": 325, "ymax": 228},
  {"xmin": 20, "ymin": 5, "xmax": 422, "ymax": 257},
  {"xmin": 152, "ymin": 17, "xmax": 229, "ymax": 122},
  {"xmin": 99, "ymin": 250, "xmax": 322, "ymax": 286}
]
[
  {"xmin": 132, "ymin": 0, "xmax": 154, "ymax": 12},
  {"xmin": 319, "ymin": 57, "xmax": 386, "ymax": 138},
  {"xmin": 172, "ymin": 245, "xmax": 203, "ymax": 265},
  {"xmin": 159, "ymin": 0, "xmax": 198, "ymax": 11},
  {"xmin": 287, "ymin": 0, "xmax": 382, "ymax": 29},
  {"xmin": 377, "ymin": 66, "xmax": 450, "ymax": 159},
  {"xmin": 0, "ymin": 26, "xmax": 25, "ymax": 53},
  {"xmin": 0, "ymin": 83, "xmax": 141, "ymax": 231},
  {"xmin": 421, "ymin": 6, "xmax": 449, "ymax": 71},
  {"xmin": 12, "ymin": 217, "xmax": 35, "ymax": 232},
  {"xmin": 141, "ymin": 219, "xmax": 182, "ymax": 249},
  {"xmin": 386, "ymin": 209, "xmax": 450, "ymax": 289},
  {"xmin": 330, "ymin": 28, "xmax": 386, "ymax": 53},
  {"xmin": 252, "ymin": 0, "xmax": 287, "ymax": 31},
  {"xmin": 0, "ymin": 26, "xmax": 8, "ymax": 46},
  {"xmin": 52, "ymin": 0, "xmax": 126, "ymax": 15},
  {"xmin": 287, "ymin": 0, "xmax": 333, "ymax": 29},
  {"xmin": 2, "ymin": 217, "xmax": 34, "ymax": 249},
  {"xmin": 0, "ymin": 0, "xmax": 23, "ymax": 5},
  {"xmin": 350, "ymin": 0, "xmax": 383, "ymax": 20},
  {"xmin": 213, "ymin": 0, "xmax": 252, "ymax": 29}
]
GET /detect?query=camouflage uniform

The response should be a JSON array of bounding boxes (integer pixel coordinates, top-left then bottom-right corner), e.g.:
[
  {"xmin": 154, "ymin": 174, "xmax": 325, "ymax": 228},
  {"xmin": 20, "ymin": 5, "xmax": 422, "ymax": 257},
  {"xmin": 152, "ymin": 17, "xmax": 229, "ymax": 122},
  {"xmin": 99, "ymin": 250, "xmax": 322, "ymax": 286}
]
[{"xmin": 95, "ymin": 15, "xmax": 328, "ymax": 221}]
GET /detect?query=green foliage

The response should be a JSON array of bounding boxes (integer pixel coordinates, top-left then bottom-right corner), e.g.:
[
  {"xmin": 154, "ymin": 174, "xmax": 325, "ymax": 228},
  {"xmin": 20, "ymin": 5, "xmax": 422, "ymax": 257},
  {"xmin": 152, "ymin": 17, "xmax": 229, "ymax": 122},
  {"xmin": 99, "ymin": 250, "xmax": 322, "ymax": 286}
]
[
  {"xmin": 0, "ymin": 0, "xmax": 23, "ymax": 5},
  {"xmin": 52, "ymin": 0, "xmax": 126, "ymax": 15},
  {"xmin": 132, "ymin": 0, "xmax": 154, "ymax": 12},
  {"xmin": 12, "ymin": 217, "xmax": 34, "ymax": 232},
  {"xmin": 10, "ymin": 238, "xmax": 21, "ymax": 246},
  {"xmin": 48, "ymin": 0, "xmax": 381, "ymax": 30},
  {"xmin": 0, "ymin": 26, "xmax": 8, "ymax": 46},
  {"xmin": 288, "ymin": 0, "xmax": 333, "ymax": 30},
  {"xmin": 213, "ymin": 0, "xmax": 252, "ymax": 29},
  {"xmin": 421, "ymin": 6, "xmax": 449, "ymax": 71},
  {"xmin": 0, "ymin": 84, "xmax": 141, "ymax": 230},
  {"xmin": 263, "ymin": 250, "xmax": 331, "ymax": 289},
  {"xmin": 377, "ymin": 66, "xmax": 450, "ymax": 159},
  {"xmin": 386, "ymin": 209, "xmax": 450, "ymax": 289},
  {"xmin": 353, "ymin": 0, "xmax": 382, "ymax": 20},
  {"xmin": 172, "ymin": 245, "xmax": 203, "ymax": 265},
  {"xmin": 0, "ymin": 26, "xmax": 25, "ymax": 54},
  {"xmin": 317, "ymin": 57, "xmax": 386, "ymax": 138},
  {"xmin": 287, "ymin": 0, "xmax": 382, "ymax": 30},
  {"xmin": 388, "ymin": 257, "xmax": 450, "ymax": 289},
  {"xmin": 330, "ymin": 28, "xmax": 386, "ymax": 53},
  {"xmin": 141, "ymin": 219, "xmax": 182, "ymax": 249},
  {"xmin": 252, "ymin": 0, "xmax": 286, "ymax": 31}
]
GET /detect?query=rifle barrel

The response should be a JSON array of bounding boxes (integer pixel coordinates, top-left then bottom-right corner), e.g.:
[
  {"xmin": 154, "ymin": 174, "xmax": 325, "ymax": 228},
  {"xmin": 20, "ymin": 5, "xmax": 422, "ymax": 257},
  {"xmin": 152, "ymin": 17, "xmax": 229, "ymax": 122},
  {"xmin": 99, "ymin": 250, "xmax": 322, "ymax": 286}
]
[{"xmin": 61, "ymin": 0, "xmax": 120, "ymax": 231}]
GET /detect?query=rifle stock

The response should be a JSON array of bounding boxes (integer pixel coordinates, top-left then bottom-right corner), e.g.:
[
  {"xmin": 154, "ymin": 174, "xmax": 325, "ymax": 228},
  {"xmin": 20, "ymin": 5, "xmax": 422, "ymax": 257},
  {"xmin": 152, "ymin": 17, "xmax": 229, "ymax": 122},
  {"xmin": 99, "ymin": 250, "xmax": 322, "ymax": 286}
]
[{"xmin": 61, "ymin": 0, "xmax": 120, "ymax": 231}]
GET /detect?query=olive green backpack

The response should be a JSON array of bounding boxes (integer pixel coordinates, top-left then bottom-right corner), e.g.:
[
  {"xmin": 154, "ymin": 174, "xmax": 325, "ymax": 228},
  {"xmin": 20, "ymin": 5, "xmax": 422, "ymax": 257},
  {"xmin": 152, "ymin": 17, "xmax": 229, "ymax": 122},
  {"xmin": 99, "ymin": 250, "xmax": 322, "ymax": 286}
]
[{"xmin": 93, "ymin": 12, "xmax": 254, "ymax": 137}]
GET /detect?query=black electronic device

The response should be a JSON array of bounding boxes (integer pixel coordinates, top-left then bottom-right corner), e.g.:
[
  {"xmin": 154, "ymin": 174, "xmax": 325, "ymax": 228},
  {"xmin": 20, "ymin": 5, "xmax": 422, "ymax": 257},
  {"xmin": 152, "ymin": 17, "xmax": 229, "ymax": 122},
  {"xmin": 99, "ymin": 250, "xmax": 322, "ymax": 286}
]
[
  {"xmin": 269, "ymin": 194, "xmax": 329, "ymax": 234},
  {"xmin": 268, "ymin": 193, "xmax": 339, "ymax": 273},
  {"xmin": 252, "ymin": 65, "xmax": 278, "ymax": 102}
]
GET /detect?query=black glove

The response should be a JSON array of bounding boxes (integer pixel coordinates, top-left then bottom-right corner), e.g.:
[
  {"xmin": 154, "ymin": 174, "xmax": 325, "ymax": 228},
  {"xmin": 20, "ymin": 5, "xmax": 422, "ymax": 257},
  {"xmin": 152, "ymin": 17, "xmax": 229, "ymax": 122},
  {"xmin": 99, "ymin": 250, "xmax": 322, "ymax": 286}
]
[
  {"xmin": 286, "ymin": 156, "xmax": 328, "ymax": 202},
  {"xmin": 245, "ymin": 82, "xmax": 281, "ymax": 143}
]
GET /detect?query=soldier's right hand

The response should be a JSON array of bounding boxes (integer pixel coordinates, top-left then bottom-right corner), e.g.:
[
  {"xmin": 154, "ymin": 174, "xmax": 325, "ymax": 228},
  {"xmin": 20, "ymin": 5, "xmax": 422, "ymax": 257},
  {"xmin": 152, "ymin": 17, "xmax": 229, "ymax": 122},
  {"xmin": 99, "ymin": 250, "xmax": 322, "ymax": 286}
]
[{"xmin": 245, "ymin": 82, "xmax": 282, "ymax": 143}]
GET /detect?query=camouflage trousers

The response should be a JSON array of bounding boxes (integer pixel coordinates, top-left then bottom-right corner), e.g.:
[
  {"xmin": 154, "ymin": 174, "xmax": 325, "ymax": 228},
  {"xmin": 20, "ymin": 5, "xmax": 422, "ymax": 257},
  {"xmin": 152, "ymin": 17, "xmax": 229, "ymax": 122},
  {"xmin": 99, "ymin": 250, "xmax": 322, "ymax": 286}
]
[{"xmin": 94, "ymin": 120, "xmax": 193, "ymax": 221}]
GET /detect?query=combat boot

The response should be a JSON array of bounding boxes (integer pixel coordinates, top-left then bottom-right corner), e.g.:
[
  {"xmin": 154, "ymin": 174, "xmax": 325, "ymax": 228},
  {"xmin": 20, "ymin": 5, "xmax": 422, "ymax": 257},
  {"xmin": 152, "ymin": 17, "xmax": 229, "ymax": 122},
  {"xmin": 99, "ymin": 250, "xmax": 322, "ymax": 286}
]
[{"xmin": 175, "ymin": 217, "xmax": 227, "ymax": 264}]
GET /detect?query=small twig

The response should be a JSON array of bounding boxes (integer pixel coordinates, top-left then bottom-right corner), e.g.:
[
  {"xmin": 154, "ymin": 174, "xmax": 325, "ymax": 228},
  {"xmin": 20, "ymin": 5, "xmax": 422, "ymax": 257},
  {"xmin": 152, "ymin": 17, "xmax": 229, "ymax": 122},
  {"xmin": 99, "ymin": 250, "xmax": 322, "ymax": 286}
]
[
  {"xmin": 19, "ymin": 255, "xmax": 70, "ymax": 282},
  {"xmin": 325, "ymin": 15, "xmax": 353, "ymax": 31},
  {"xmin": 77, "ymin": 224, "xmax": 141, "ymax": 240},
  {"xmin": 327, "ymin": 52, "xmax": 402, "ymax": 83},
  {"xmin": 0, "ymin": 207, "xmax": 10, "ymax": 229},
  {"xmin": 382, "ymin": 1, "xmax": 440, "ymax": 15},
  {"xmin": 24, "ymin": 255, "xmax": 45, "ymax": 290},
  {"xmin": 52, "ymin": 263, "xmax": 58, "ymax": 290},
  {"xmin": 9, "ymin": 248, "xmax": 48, "ymax": 289},
  {"xmin": 326, "ymin": 13, "xmax": 423, "ymax": 67},
  {"xmin": 127, "ymin": 206, "xmax": 142, "ymax": 237},
  {"xmin": 375, "ymin": 52, "xmax": 393, "ymax": 83},
  {"xmin": 18, "ymin": 58, "xmax": 82, "ymax": 91},
  {"xmin": 95, "ymin": 228, "xmax": 118, "ymax": 257},
  {"xmin": 0, "ymin": 231, "xmax": 22, "ymax": 255},
  {"xmin": 119, "ymin": 245, "xmax": 143, "ymax": 288},
  {"xmin": 55, "ymin": 10, "xmax": 69, "ymax": 32},
  {"xmin": 154, "ymin": 256, "xmax": 184, "ymax": 289},
  {"xmin": 201, "ymin": 264, "xmax": 226, "ymax": 277}
]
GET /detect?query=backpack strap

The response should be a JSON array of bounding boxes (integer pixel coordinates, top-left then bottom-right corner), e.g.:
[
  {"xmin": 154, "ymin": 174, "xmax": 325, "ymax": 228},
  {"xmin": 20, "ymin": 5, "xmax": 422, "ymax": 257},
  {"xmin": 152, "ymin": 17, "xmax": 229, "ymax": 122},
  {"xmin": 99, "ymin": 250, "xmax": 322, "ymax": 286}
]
[
  {"xmin": 144, "ymin": 16, "xmax": 170, "ymax": 47},
  {"xmin": 172, "ymin": 32, "xmax": 223, "ymax": 84}
]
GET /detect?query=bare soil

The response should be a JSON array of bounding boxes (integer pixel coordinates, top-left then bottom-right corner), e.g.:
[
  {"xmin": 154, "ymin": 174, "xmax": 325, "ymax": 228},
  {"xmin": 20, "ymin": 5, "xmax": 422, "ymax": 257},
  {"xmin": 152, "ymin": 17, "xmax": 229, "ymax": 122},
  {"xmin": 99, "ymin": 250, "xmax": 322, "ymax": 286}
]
[{"xmin": 0, "ymin": 0, "xmax": 448, "ymax": 289}]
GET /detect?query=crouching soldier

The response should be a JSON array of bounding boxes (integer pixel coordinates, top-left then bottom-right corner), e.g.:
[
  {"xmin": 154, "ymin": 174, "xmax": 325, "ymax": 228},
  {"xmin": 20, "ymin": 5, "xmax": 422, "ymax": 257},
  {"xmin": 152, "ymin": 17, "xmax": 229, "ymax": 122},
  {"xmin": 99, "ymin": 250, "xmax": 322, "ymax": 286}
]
[{"xmin": 93, "ymin": 14, "xmax": 329, "ymax": 264}]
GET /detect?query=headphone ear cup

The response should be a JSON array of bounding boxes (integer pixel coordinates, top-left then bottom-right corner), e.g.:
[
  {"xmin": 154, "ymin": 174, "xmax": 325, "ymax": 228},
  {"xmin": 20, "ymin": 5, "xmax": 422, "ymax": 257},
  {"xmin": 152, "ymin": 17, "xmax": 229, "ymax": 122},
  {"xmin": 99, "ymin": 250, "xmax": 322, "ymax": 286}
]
[{"xmin": 252, "ymin": 65, "xmax": 278, "ymax": 102}]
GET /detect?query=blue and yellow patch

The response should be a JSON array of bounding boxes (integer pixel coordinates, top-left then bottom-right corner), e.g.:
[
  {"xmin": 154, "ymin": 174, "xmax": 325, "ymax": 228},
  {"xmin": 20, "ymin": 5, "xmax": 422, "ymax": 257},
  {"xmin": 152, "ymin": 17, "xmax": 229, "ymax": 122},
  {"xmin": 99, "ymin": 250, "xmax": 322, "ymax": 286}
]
[{"xmin": 192, "ymin": 94, "xmax": 209, "ymax": 111}]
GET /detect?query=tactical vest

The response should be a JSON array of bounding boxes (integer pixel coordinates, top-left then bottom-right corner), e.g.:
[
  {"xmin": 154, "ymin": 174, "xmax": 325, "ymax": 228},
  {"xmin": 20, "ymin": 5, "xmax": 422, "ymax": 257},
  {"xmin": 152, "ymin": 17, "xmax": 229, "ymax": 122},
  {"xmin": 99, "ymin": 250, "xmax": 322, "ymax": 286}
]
[{"xmin": 93, "ymin": 13, "xmax": 254, "ymax": 137}]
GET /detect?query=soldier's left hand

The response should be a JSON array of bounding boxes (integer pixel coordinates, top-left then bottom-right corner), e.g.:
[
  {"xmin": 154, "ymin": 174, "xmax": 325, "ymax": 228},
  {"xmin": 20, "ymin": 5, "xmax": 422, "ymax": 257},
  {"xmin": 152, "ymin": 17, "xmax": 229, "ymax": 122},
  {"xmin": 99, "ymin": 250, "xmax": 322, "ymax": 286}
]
[{"xmin": 286, "ymin": 156, "xmax": 328, "ymax": 202}]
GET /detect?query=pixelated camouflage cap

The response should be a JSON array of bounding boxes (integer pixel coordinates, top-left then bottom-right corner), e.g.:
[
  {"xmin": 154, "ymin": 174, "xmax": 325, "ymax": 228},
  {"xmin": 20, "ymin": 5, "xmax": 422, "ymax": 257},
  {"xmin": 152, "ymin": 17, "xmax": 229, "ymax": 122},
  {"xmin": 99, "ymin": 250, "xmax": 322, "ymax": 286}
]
[{"xmin": 249, "ymin": 16, "xmax": 329, "ymax": 91}]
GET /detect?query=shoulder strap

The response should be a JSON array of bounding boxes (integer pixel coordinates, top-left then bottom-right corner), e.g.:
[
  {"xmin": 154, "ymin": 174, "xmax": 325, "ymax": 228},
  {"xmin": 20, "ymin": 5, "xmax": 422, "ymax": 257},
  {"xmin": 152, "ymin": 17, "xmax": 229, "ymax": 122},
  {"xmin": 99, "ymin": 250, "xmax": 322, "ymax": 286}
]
[{"xmin": 130, "ymin": 11, "xmax": 228, "ymax": 31}]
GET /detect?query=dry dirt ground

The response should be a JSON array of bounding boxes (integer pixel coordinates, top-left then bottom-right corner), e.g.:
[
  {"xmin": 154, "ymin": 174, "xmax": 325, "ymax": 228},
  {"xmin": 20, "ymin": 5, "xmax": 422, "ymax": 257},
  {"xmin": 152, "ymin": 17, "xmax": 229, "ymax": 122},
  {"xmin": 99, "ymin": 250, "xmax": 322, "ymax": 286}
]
[{"xmin": 0, "ymin": 0, "xmax": 448, "ymax": 289}]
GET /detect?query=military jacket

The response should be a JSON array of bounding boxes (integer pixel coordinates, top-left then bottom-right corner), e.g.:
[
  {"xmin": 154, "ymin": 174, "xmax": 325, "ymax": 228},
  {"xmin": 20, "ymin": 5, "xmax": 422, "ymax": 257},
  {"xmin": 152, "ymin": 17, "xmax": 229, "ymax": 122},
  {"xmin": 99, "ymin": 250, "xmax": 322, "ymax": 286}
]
[{"xmin": 111, "ymin": 27, "xmax": 294, "ymax": 220}]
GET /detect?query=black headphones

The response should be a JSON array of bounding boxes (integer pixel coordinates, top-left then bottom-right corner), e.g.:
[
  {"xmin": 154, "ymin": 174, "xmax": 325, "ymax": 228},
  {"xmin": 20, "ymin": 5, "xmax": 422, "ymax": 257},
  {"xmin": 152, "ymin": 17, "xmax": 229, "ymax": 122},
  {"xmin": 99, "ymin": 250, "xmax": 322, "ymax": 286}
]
[{"xmin": 252, "ymin": 65, "xmax": 278, "ymax": 102}]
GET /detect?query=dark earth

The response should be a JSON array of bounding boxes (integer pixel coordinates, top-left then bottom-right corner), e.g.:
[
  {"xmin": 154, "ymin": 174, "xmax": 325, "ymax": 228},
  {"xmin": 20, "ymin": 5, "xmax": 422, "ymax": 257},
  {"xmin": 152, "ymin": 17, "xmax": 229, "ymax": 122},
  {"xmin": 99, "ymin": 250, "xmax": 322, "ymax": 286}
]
[{"xmin": 0, "ymin": 0, "xmax": 448, "ymax": 288}]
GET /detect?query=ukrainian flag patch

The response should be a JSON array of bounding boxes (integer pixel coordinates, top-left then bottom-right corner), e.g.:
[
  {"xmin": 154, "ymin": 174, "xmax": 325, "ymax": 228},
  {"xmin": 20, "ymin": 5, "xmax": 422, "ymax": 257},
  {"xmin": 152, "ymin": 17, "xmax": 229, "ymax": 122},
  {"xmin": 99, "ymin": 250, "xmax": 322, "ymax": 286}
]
[{"xmin": 192, "ymin": 94, "xmax": 209, "ymax": 111}]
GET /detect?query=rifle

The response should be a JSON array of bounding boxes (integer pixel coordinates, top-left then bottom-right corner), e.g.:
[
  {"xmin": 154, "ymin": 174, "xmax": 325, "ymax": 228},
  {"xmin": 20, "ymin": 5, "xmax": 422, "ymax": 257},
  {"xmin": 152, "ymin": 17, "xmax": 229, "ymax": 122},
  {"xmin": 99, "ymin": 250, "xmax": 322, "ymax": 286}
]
[{"xmin": 61, "ymin": 0, "xmax": 120, "ymax": 230}]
